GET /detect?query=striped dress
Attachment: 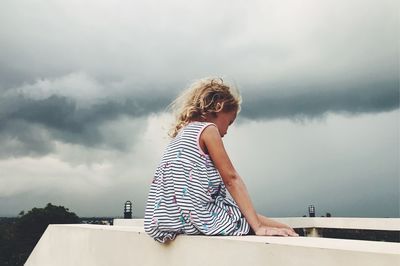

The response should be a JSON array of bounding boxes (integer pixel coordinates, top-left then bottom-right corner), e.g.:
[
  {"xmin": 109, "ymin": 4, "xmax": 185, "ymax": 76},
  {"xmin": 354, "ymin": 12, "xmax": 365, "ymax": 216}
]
[{"xmin": 144, "ymin": 121, "xmax": 250, "ymax": 243}]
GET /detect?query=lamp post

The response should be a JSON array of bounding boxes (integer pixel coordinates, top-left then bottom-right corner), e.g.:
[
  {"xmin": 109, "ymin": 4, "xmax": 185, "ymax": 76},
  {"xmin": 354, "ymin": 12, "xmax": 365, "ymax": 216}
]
[
  {"xmin": 306, "ymin": 204, "xmax": 320, "ymax": 237},
  {"xmin": 308, "ymin": 205, "xmax": 315, "ymax": 217},
  {"xmin": 124, "ymin": 201, "xmax": 132, "ymax": 219}
]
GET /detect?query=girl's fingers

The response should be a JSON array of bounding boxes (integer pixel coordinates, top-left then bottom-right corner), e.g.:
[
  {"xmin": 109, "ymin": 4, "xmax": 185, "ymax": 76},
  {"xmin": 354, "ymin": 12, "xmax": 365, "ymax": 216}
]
[
  {"xmin": 285, "ymin": 227, "xmax": 299, "ymax": 236},
  {"xmin": 276, "ymin": 228, "xmax": 288, "ymax": 236},
  {"xmin": 262, "ymin": 227, "xmax": 299, "ymax": 237},
  {"xmin": 288, "ymin": 230, "xmax": 299, "ymax": 237},
  {"xmin": 283, "ymin": 228, "xmax": 298, "ymax": 237}
]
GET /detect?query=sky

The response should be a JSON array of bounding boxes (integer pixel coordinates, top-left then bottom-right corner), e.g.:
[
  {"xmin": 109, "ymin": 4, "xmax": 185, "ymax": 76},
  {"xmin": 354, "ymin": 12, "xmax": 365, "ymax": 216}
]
[{"xmin": 0, "ymin": 0, "xmax": 398, "ymax": 218}]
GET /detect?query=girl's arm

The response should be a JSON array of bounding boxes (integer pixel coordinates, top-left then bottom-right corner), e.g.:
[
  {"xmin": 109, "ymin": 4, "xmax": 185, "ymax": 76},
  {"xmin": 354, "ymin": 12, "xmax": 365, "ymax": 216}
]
[
  {"xmin": 200, "ymin": 125, "xmax": 262, "ymax": 232},
  {"xmin": 201, "ymin": 125, "xmax": 298, "ymax": 236}
]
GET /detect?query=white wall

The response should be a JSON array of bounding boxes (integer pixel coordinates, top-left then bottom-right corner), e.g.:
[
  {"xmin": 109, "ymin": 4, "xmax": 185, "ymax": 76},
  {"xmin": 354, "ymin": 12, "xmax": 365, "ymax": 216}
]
[{"xmin": 25, "ymin": 220, "xmax": 400, "ymax": 266}]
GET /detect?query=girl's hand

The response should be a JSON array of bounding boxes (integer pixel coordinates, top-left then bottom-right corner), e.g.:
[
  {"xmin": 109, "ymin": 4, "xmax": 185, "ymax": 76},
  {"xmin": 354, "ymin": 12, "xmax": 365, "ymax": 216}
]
[
  {"xmin": 255, "ymin": 226, "xmax": 299, "ymax": 237},
  {"xmin": 282, "ymin": 226, "xmax": 299, "ymax": 236}
]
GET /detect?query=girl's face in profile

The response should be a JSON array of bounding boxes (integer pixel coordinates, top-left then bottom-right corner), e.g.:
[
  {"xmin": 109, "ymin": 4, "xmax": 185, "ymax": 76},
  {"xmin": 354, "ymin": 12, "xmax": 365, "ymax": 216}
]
[{"xmin": 213, "ymin": 110, "xmax": 237, "ymax": 137}]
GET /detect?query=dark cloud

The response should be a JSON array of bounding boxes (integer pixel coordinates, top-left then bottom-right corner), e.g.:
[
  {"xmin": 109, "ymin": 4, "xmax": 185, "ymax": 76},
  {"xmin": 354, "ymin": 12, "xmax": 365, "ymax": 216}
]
[
  {"xmin": 0, "ymin": 78, "xmax": 397, "ymax": 158},
  {"xmin": 0, "ymin": 0, "xmax": 397, "ymax": 160},
  {"xmin": 0, "ymin": 91, "xmax": 172, "ymax": 157},
  {"xmin": 241, "ymin": 80, "xmax": 399, "ymax": 120},
  {"xmin": 0, "ymin": 120, "xmax": 55, "ymax": 158}
]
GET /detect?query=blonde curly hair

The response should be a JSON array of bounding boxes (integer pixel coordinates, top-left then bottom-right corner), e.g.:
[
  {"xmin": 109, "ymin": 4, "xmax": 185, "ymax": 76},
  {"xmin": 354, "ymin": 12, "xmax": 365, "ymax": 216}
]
[{"xmin": 169, "ymin": 77, "xmax": 241, "ymax": 137}]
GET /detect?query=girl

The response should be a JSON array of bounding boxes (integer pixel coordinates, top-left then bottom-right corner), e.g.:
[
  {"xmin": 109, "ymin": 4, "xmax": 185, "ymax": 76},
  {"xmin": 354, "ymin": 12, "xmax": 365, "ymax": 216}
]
[{"xmin": 144, "ymin": 77, "xmax": 298, "ymax": 243}]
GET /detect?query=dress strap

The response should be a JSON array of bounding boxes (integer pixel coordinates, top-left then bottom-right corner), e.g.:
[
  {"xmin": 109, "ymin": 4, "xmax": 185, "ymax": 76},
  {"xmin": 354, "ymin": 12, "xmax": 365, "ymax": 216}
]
[{"xmin": 196, "ymin": 122, "xmax": 217, "ymax": 157}]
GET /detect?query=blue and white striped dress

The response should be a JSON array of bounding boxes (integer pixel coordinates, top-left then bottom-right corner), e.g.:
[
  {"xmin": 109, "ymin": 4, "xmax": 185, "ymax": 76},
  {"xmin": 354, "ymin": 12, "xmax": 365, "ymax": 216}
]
[{"xmin": 144, "ymin": 121, "xmax": 250, "ymax": 243}]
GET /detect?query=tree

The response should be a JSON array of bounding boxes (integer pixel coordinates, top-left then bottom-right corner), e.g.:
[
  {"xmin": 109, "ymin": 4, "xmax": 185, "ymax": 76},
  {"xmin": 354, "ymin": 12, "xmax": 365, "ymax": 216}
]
[
  {"xmin": 1, "ymin": 203, "xmax": 80, "ymax": 266},
  {"xmin": 0, "ymin": 218, "xmax": 17, "ymax": 266}
]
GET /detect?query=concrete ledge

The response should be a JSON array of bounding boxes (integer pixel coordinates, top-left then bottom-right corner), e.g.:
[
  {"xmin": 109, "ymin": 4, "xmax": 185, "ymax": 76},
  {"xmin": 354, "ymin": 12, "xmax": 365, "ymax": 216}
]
[
  {"xmin": 113, "ymin": 218, "xmax": 144, "ymax": 227},
  {"xmin": 26, "ymin": 223, "xmax": 400, "ymax": 266},
  {"xmin": 114, "ymin": 217, "xmax": 400, "ymax": 230},
  {"xmin": 276, "ymin": 217, "xmax": 400, "ymax": 231}
]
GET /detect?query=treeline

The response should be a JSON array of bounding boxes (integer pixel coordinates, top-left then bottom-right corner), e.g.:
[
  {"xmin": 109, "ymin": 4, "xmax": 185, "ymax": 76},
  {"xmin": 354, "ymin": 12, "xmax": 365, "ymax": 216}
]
[{"xmin": 0, "ymin": 203, "xmax": 80, "ymax": 266}]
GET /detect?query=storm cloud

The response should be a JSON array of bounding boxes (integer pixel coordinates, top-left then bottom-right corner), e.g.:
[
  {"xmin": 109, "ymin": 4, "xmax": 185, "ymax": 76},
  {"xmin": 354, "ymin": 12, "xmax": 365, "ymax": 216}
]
[
  {"xmin": 0, "ymin": 83, "xmax": 171, "ymax": 157},
  {"xmin": 0, "ymin": 76, "xmax": 397, "ymax": 156},
  {"xmin": 241, "ymin": 80, "xmax": 399, "ymax": 120},
  {"xmin": 1, "ymin": 0, "xmax": 397, "ymax": 147}
]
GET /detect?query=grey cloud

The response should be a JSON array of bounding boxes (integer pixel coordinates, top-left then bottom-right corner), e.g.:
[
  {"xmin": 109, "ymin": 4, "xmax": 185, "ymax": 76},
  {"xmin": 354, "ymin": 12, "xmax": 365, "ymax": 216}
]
[
  {"xmin": 0, "ymin": 65, "xmax": 35, "ymax": 91},
  {"xmin": 0, "ymin": 91, "xmax": 171, "ymax": 157},
  {"xmin": 0, "ymin": 0, "xmax": 397, "ymax": 89},
  {"xmin": 0, "ymin": 0, "xmax": 398, "ymax": 159},
  {"xmin": 0, "ymin": 120, "xmax": 55, "ymax": 158},
  {"xmin": 240, "ymin": 80, "xmax": 399, "ymax": 120},
  {"xmin": 0, "ymin": 78, "xmax": 397, "ymax": 158}
]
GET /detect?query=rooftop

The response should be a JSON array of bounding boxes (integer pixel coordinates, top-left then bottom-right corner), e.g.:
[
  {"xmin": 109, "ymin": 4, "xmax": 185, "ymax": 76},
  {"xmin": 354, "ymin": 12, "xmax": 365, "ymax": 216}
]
[{"xmin": 26, "ymin": 217, "xmax": 400, "ymax": 266}]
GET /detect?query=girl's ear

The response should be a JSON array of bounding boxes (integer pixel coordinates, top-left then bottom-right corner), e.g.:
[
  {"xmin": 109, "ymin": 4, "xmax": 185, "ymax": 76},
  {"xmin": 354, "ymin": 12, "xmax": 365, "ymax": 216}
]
[{"xmin": 215, "ymin": 102, "xmax": 224, "ymax": 112}]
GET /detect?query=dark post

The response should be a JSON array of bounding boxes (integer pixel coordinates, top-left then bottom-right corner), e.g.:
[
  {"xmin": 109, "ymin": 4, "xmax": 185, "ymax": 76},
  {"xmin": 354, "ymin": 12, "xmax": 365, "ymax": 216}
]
[{"xmin": 124, "ymin": 200, "xmax": 132, "ymax": 219}]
